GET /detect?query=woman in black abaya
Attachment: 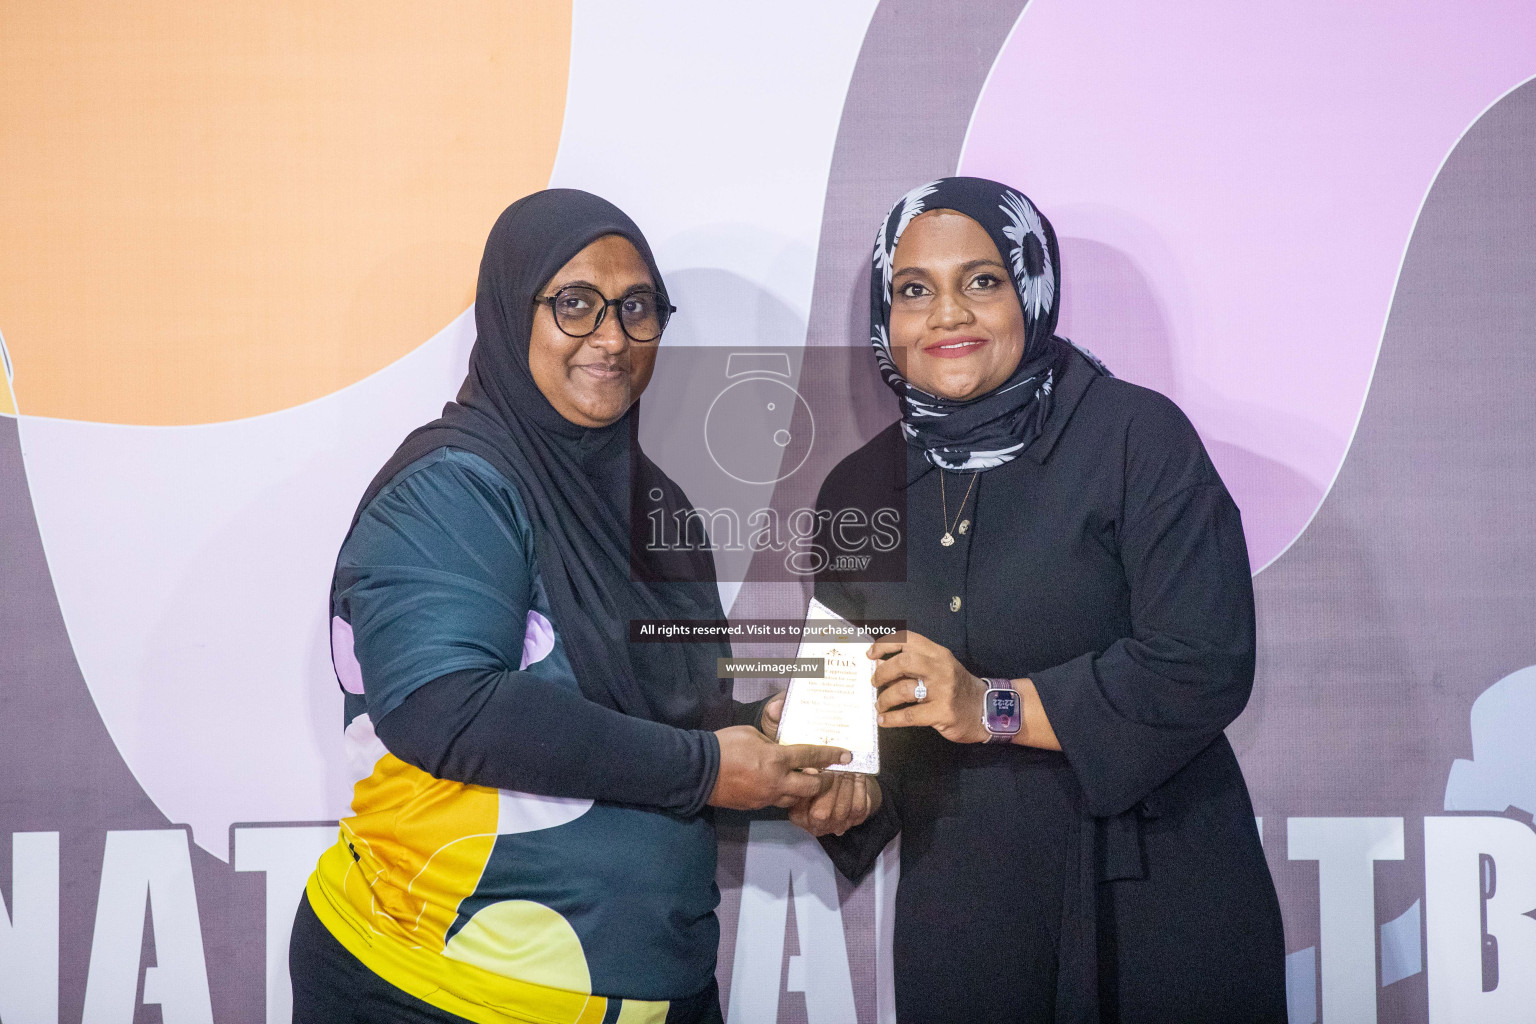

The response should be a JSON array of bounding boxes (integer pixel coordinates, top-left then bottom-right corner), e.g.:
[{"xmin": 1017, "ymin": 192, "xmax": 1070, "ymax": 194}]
[{"xmin": 794, "ymin": 177, "xmax": 1287, "ymax": 1023}]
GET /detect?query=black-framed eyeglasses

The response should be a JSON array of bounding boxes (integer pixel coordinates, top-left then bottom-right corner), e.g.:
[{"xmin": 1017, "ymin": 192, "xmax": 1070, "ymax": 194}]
[{"xmin": 534, "ymin": 285, "xmax": 676, "ymax": 343}]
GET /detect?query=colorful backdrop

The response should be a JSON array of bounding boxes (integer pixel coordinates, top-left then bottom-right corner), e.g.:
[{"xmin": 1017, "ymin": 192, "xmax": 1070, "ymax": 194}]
[{"xmin": 3, "ymin": 2, "xmax": 1535, "ymax": 1022}]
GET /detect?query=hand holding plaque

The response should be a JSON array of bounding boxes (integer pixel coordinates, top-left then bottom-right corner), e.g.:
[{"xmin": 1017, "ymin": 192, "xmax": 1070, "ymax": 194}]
[{"xmin": 775, "ymin": 598, "xmax": 880, "ymax": 774}]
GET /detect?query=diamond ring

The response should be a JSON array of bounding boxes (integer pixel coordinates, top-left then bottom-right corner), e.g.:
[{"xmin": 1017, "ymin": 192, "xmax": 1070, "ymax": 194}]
[{"xmin": 913, "ymin": 680, "xmax": 928, "ymax": 701}]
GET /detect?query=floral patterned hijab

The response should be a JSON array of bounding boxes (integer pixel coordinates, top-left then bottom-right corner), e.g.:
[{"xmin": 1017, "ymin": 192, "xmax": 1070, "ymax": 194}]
[{"xmin": 870, "ymin": 176, "xmax": 1107, "ymax": 472}]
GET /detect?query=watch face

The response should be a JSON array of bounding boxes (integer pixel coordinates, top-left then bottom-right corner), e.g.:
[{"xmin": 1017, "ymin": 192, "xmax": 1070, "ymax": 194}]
[{"xmin": 986, "ymin": 689, "xmax": 1021, "ymax": 733}]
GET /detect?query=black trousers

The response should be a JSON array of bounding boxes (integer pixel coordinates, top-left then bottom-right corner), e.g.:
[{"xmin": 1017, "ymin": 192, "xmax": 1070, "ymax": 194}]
[{"xmin": 289, "ymin": 893, "xmax": 723, "ymax": 1024}]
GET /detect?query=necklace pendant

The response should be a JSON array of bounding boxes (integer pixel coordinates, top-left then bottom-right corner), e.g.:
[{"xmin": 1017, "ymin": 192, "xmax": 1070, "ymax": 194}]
[
  {"xmin": 940, "ymin": 532, "xmax": 955, "ymax": 547},
  {"xmin": 957, "ymin": 519, "xmax": 970, "ymax": 535}
]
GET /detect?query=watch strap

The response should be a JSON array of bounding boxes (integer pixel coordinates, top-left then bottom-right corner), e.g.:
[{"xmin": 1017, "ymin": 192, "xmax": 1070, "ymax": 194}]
[{"xmin": 983, "ymin": 677, "xmax": 1018, "ymax": 744}]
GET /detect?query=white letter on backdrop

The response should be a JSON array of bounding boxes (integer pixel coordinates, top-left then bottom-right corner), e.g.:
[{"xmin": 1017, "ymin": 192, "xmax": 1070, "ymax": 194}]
[
  {"xmin": 0, "ymin": 831, "xmax": 60, "ymax": 1024},
  {"xmin": 82, "ymin": 829, "xmax": 213, "ymax": 1024},
  {"xmin": 728, "ymin": 820, "xmax": 856, "ymax": 1024},
  {"xmin": 1288, "ymin": 817, "xmax": 1404, "ymax": 1024},
  {"xmin": 1425, "ymin": 815, "xmax": 1536, "ymax": 1023},
  {"xmin": 234, "ymin": 825, "xmax": 338, "ymax": 1024}
]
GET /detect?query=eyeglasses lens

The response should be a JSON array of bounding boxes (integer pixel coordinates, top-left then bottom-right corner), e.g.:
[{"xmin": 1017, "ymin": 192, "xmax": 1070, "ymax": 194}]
[
  {"xmin": 551, "ymin": 286, "xmax": 668, "ymax": 341},
  {"xmin": 551, "ymin": 286, "xmax": 602, "ymax": 335},
  {"xmin": 618, "ymin": 291, "xmax": 665, "ymax": 341}
]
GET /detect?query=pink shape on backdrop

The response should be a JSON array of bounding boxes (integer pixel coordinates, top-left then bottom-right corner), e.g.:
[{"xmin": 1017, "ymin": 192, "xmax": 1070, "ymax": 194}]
[{"xmin": 960, "ymin": 0, "xmax": 1536, "ymax": 570}]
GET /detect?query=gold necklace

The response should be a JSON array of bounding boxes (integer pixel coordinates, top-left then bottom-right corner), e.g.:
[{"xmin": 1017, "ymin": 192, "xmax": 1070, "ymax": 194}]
[{"xmin": 939, "ymin": 471, "xmax": 979, "ymax": 547}]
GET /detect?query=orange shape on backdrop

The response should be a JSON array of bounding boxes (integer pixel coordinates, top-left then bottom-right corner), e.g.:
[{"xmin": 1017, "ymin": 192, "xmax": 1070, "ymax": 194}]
[{"xmin": 0, "ymin": 2, "xmax": 570, "ymax": 425}]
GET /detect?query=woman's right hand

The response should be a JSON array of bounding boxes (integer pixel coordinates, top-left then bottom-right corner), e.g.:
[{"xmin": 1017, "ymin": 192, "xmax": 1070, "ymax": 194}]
[{"xmin": 709, "ymin": 726, "xmax": 850, "ymax": 810}]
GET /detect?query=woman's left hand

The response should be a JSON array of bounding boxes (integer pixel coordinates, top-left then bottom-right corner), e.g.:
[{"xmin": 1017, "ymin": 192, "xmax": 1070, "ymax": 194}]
[{"xmin": 868, "ymin": 631, "xmax": 989, "ymax": 744}]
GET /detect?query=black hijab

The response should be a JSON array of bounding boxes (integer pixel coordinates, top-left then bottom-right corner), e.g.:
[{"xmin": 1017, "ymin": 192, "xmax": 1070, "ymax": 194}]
[
  {"xmin": 869, "ymin": 176, "xmax": 1109, "ymax": 472},
  {"xmin": 336, "ymin": 189, "xmax": 726, "ymax": 729}
]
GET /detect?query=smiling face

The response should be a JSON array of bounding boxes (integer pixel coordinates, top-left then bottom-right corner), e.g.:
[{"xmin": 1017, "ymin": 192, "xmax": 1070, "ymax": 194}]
[
  {"xmin": 528, "ymin": 233, "xmax": 660, "ymax": 427},
  {"xmin": 887, "ymin": 209, "xmax": 1026, "ymax": 402}
]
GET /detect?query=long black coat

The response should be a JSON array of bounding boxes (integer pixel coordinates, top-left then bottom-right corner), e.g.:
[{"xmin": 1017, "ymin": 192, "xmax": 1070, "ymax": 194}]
[{"xmin": 815, "ymin": 348, "xmax": 1286, "ymax": 1024}]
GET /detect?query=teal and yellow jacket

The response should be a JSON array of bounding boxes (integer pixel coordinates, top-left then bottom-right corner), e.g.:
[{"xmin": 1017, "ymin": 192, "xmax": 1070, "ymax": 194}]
[{"xmin": 309, "ymin": 448, "xmax": 753, "ymax": 1024}]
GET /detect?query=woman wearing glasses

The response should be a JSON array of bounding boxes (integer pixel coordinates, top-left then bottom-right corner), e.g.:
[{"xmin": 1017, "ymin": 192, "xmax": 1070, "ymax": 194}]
[
  {"xmin": 798, "ymin": 178, "xmax": 1286, "ymax": 1022},
  {"xmin": 289, "ymin": 189, "xmax": 847, "ymax": 1024}
]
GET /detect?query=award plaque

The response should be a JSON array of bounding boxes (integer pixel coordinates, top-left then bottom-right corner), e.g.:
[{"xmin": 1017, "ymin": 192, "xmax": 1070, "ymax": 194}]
[{"xmin": 776, "ymin": 598, "xmax": 880, "ymax": 774}]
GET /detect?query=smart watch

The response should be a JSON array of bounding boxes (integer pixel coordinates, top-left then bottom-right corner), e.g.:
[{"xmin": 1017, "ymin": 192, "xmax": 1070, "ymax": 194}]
[{"xmin": 982, "ymin": 677, "xmax": 1021, "ymax": 744}]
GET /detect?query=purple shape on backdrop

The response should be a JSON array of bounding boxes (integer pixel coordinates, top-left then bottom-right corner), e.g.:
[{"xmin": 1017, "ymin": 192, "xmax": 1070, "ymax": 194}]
[
  {"xmin": 0, "ymin": 416, "xmax": 262, "ymax": 1018},
  {"xmin": 959, "ymin": 0, "xmax": 1536, "ymax": 570},
  {"xmin": 1443, "ymin": 665, "xmax": 1536, "ymax": 816},
  {"xmin": 331, "ymin": 615, "xmax": 364, "ymax": 694},
  {"xmin": 1380, "ymin": 899, "xmax": 1423, "ymax": 987},
  {"xmin": 1285, "ymin": 947, "xmax": 1317, "ymax": 1024},
  {"xmin": 521, "ymin": 608, "xmax": 554, "ymax": 670}
]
